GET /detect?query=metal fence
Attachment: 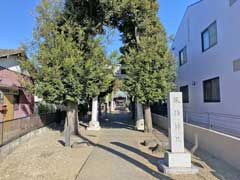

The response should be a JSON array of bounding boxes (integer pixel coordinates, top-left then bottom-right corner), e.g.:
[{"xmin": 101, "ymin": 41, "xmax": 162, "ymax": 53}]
[
  {"xmin": 0, "ymin": 111, "xmax": 65, "ymax": 147},
  {"xmin": 152, "ymin": 102, "xmax": 240, "ymax": 138},
  {"xmin": 184, "ymin": 111, "xmax": 240, "ymax": 138}
]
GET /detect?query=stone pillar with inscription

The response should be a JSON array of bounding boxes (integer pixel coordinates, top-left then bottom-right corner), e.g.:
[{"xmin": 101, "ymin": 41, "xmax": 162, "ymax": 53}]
[{"xmin": 159, "ymin": 92, "xmax": 198, "ymax": 174}]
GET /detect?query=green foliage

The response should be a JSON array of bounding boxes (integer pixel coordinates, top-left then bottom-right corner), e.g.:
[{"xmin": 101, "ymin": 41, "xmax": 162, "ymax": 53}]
[
  {"xmin": 21, "ymin": 0, "xmax": 113, "ymax": 106},
  {"xmin": 64, "ymin": 0, "xmax": 176, "ymax": 105},
  {"xmin": 38, "ymin": 103, "xmax": 50, "ymax": 114},
  {"xmin": 83, "ymin": 37, "xmax": 114, "ymax": 99},
  {"xmin": 38, "ymin": 102, "xmax": 56, "ymax": 114},
  {"xmin": 120, "ymin": 1, "xmax": 176, "ymax": 105},
  {"xmin": 22, "ymin": 0, "xmax": 175, "ymax": 109},
  {"xmin": 64, "ymin": 0, "xmax": 106, "ymax": 36}
]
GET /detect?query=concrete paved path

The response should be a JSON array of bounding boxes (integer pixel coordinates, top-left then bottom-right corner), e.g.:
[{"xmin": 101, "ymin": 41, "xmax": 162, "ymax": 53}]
[
  {"xmin": 75, "ymin": 112, "xmax": 240, "ymax": 180},
  {"xmin": 1, "ymin": 112, "xmax": 240, "ymax": 180},
  {"xmin": 76, "ymin": 113, "xmax": 171, "ymax": 180}
]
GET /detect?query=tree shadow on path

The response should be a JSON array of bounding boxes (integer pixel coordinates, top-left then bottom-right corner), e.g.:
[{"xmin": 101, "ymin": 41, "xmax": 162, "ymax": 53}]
[
  {"xmin": 111, "ymin": 141, "xmax": 160, "ymax": 167},
  {"xmin": 78, "ymin": 134, "xmax": 173, "ymax": 180}
]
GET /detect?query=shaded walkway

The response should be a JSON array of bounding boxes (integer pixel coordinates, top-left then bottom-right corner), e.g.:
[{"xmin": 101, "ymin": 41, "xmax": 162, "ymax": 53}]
[
  {"xmin": 77, "ymin": 112, "xmax": 172, "ymax": 180},
  {"xmin": 77, "ymin": 112, "xmax": 240, "ymax": 180}
]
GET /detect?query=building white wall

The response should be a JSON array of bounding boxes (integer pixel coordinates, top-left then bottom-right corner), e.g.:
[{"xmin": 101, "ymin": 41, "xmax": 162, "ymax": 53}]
[{"xmin": 173, "ymin": 0, "xmax": 240, "ymax": 115}]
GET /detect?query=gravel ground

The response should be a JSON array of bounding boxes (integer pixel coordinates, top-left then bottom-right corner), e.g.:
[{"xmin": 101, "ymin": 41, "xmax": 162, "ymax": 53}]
[{"xmin": 0, "ymin": 128, "xmax": 97, "ymax": 180}]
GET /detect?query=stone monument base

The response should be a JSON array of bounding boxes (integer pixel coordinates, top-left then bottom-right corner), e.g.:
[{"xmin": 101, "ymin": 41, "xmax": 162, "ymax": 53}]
[
  {"xmin": 87, "ymin": 121, "xmax": 101, "ymax": 131},
  {"xmin": 136, "ymin": 119, "xmax": 144, "ymax": 131},
  {"xmin": 158, "ymin": 151, "xmax": 198, "ymax": 174}
]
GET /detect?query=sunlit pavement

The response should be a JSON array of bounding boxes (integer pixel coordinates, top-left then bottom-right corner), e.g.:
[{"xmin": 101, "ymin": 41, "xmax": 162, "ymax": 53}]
[{"xmin": 76, "ymin": 112, "xmax": 239, "ymax": 180}]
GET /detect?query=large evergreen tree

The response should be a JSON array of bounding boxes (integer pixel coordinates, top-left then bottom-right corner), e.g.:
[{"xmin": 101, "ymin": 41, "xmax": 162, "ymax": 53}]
[
  {"xmin": 22, "ymin": 0, "xmax": 85, "ymax": 134},
  {"xmin": 63, "ymin": 0, "xmax": 176, "ymax": 133},
  {"xmin": 82, "ymin": 37, "xmax": 113, "ymax": 101},
  {"xmin": 121, "ymin": 1, "xmax": 176, "ymax": 133},
  {"xmin": 24, "ymin": 0, "xmax": 175, "ymax": 136},
  {"xmin": 22, "ymin": 0, "xmax": 113, "ymax": 135}
]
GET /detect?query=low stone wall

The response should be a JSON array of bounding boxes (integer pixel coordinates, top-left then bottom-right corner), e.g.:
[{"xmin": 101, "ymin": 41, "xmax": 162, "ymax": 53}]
[
  {"xmin": 152, "ymin": 113, "xmax": 168, "ymax": 130},
  {"xmin": 0, "ymin": 124, "xmax": 55, "ymax": 161},
  {"xmin": 152, "ymin": 113, "xmax": 240, "ymax": 171}
]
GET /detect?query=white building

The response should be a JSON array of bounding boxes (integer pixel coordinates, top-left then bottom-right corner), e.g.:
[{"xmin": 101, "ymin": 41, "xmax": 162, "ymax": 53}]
[{"xmin": 172, "ymin": 0, "xmax": 240, "ymax": 131}]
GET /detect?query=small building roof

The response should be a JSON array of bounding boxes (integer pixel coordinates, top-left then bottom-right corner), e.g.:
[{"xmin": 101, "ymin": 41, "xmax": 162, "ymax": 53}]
[{"xmin": 0, "ymin": 49, "xmax": 24, "ymax": 58}]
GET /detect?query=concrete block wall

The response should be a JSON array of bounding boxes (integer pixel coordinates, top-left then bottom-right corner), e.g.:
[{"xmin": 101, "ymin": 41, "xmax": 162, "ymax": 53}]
[
  {"xmin": 0, "ymin": 124, "xmax": 55, "ymax": 161},
  {"xmin": 152, "ymin": 113, "xmax": 168, "ymax": 130},
  {"xmin": 152, "ymin": 113, "xmax": 240, "ymax": 171}
]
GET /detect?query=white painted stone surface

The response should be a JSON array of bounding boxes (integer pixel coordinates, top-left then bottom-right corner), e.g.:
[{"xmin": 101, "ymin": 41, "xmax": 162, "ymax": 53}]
[
  {"xmin": 88, "ymin": 120, "xmax": 101, "ymax": 131},
  {"xmin": 91, "ymin": 96, "xmax": 98, "ymax": 122},
  {"xmin": 165, "ymin": 151, "xmax": 191, "ymax": 168},
  {"xmin": 168, "ymin": 92, "xmax": 185, "ymax": 153},
  {"xmin": 105, "ymin": 95, "xmax": 110, "ymax": 113},
  {"xmin": 136, "ymin": 101, "xmax": 144, "ymax": 131},
  {"xmin": 159, "ymin": 92, "xmax": 197, "ymax": 174},
  {"xmin": 88, "ymin": 96, "xmax": 101, "ymax": 130},
  {"xmin": 111, "ymin": 92, "xmax": 115, "ymax": 112}
]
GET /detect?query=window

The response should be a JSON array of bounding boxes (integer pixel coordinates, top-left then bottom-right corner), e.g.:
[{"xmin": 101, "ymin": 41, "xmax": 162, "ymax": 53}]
[
  {"xmin": 179, "ymin": 47, "xmax": 187, "ymax": 66},
  {"xmin": 201, "ymin": 21, "xmax": 217, "ymax": 52},
  {"xmin": 230, "ymin": 0, "xmax": 238, "ymax": 6},
  {"xmin": 203, "ymin": 77, "xmax": 221, "ymax": 102},
  {"xmin": 180, "ymin": 85, "xmax": 189, "ymax": 103}
]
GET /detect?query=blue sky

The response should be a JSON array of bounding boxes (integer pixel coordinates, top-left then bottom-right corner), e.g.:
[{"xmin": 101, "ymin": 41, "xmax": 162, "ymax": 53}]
[
  {"xmin": 0, "ymin": 0, "xmax": 39, "ymax": 49},
  {"xmin": 0, "ymin": 0, "xmax": 198, "ymax": 51}
]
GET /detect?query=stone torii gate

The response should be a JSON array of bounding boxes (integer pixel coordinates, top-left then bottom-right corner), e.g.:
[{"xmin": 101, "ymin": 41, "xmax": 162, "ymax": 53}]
[{"xmin": 87, "ymin": 64, "xmax": 144, "ymax": 131}]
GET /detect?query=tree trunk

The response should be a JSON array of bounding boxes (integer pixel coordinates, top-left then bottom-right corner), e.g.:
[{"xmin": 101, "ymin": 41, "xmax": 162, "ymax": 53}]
[
  {"xmin": 129, "ymin": 97, "xmax": 135, "ymax": 120},
  {"xmin": 144, "ymin": 104, "xmax": 153, "ymax": 133},
  {"xmin": 98, "ymin": 100, "xmax": 102, "ymax": 117},
  {"xmin": 74, "ymin": 104, "xmax": 80, "ymax": 135},
  {"xmin": 106, "ymin": 95, "xmax": 110, "ymax": 113},
  {"xmin": 134, "ymin": 100, "xmax": 138, "ymax": 122},
  {"xmin": 65, "ymin": 102, "xmax": 79, "ymax": 135},
  {"xmin": 135, "ymin": 26, "xmax": 140, "ymax": 44}
]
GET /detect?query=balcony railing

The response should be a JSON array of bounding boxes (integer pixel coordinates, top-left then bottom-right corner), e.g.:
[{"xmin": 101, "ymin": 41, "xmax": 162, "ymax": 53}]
[{"xmin": 184, "ymin": 111, "xmax": 240, "ymax": 138}]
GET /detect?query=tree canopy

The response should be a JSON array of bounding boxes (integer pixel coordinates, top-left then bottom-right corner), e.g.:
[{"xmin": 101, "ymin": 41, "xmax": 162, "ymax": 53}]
[
  {"xmin": 22, "ymin": 0, "xmax": 114, "ymax": 105},
  {"xmin": 22, "ymin": 0, "xmax": 114, "ymax": 134},
  {"xmin": 22, "ymin": 0, "xmax": 176, "ymax": 134},
  {"xmin": 121, "ymin": 3, "xmax": 176, "ymax": 105}
]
